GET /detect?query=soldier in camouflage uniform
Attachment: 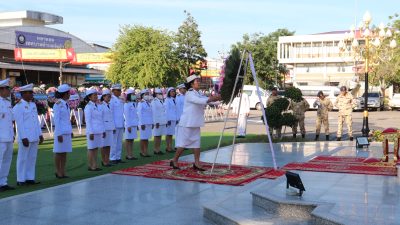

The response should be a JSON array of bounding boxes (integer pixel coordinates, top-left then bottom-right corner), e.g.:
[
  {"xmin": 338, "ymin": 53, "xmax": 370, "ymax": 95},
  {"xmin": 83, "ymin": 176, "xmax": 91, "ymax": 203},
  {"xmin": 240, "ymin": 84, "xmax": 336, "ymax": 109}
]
[
  {"xmin": 313, "ymin": 91, "xmax": 333, "ymax": 141},
  {"xmin": 266, "ymin": 88, "xmax": 281, "ymax": 138},
  {"xmin": 334, "ymin": 86, "xmax": 355, "ymax": 141},
  {"xmin": 290, "ymin": 97, "xmax": 309, "ymax": 139}
]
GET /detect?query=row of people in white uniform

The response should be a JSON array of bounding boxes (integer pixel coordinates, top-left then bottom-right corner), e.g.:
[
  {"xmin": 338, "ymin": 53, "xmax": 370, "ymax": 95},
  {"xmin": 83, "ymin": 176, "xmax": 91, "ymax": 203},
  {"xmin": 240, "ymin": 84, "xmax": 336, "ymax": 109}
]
[
  {"xmin": 83, "ymin": 84, "xmax": 187, "ymax": 170},
  {"xmin": 0, "ymin": 80, "xmax": 44, "ymax": 190}
]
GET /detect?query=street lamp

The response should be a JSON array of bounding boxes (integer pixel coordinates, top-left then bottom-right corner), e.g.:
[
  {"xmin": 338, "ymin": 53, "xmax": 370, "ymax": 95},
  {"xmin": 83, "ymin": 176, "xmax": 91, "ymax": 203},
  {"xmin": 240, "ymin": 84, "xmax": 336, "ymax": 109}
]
[{"xmin": 338, "ymin": 11, "xmax": 397, "ymax": 137}]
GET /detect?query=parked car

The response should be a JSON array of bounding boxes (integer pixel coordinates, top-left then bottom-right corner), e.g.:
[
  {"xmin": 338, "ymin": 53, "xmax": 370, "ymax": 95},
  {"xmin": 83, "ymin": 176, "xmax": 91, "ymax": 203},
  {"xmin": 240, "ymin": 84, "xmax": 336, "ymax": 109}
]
[
  {"xmin": 359, "ymin": 92, "xmax": 384, "ymax": 111},
  {"xmin": 389, "ymin": 94, "xmax": 400, "ymax": 110},
  {"xmin": 242, "ymin": 85, "xmax": 269, "ymax": 110},
  {"xmin": 296, "ymin": 85, "xmax": 340, "ymax": 110}
]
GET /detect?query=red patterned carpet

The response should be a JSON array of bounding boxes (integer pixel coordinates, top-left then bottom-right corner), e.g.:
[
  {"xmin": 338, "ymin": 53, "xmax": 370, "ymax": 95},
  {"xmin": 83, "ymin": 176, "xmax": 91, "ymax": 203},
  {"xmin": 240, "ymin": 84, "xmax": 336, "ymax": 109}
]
[
  {"xmin": 282, "ymin": 155, "xmax": 397, "ymax": 176},
  {"xmin": 112, "ymin": 160, "xmax": 285, "ymax": 186}
]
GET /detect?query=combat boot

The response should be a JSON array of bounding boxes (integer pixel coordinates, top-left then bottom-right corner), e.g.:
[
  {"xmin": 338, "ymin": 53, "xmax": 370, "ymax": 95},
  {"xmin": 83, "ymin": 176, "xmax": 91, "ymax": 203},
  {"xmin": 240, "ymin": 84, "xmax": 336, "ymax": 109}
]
[
  {"xmin": 336, "ymin": 137, "xmax": 341, "ymax": 141},
  {"xmin": 314, "ymin": 135, "xmax": 319, "ymax": 141},
  {"xmin": 301, "ymin": 134, "xmax": 305, "ymax": 139},
  {"xmin": 293, "ymin": 134, "xmax": 296, "ymax": 139},
  {"xmin": 326, "ymin": 135, "xmax": 329, "ymax": 141}
]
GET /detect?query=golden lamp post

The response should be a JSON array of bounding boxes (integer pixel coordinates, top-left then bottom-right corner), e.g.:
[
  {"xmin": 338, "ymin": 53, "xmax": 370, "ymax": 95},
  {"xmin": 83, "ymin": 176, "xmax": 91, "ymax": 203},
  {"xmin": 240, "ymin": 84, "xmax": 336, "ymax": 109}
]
[{"xmin": 338, "ymin": 11, "xmax": 397, "ymax": 137}]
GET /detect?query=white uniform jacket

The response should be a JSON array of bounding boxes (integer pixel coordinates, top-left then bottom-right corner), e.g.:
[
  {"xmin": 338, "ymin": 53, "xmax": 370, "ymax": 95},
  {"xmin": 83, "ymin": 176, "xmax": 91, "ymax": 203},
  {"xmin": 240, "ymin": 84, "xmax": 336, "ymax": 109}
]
[
  {"xmin": 233, "ymin": 93, "xmax": 250, "ymax": 115},
  {"xmin": 176, "ymin": 94, "xmax": 185, "ymax": 120},
  {"xmin": 101, "ymin": 102, "xmax": 115, "ymax": 131},
  {"xmin": 137, "ymin": 101, "xmax": 153, "ymax": 126},
  {"xmin": 53, "ymin": 99, "xmax": 73, "ymax": 136},
  {"xmin": 84, "ymin": 101, "xmax": 105, "ymax": 134},
  {"xmin": 124, "ymin": 102, "xmax": 139, "ymax": 127},
  {"xmin": 178, "ymin": 89, "xmax": 208, "ymax": 128},
  {"xmin": 110, "ymin": 95, "xmax": 124, "ymax": 128},
  {"xmin": 0, "ymin": 96, "xmax": 14, "ymax": 142},
  {"xmin": 165, "ymin": 97, "xmax": 178, "ymax": 121},
  {"xmin": 13, "ymin": 99, "xmax": 42, "ymax": 142},
  {"xmin": 151, "ymin": 98, "xmax": 167, "ymax": 125}
]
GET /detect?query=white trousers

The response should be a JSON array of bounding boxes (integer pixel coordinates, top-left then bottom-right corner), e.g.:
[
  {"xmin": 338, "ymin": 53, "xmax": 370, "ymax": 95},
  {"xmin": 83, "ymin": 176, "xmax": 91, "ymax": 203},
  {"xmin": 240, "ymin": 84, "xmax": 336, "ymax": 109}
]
[
  {"xmin": 17, "ymin": 141, "xmax": 38, "ymax": 182},
  {"xmin": 0, "ymin": 142, "xmax": 13, "ymax": 186},
  {"xmin": 237, "ymin": 114, "xmax": 248, "ymax": 136},
  {"xmin": 110, "ymin": 128, "xmax": 124, "ymax": 160}
]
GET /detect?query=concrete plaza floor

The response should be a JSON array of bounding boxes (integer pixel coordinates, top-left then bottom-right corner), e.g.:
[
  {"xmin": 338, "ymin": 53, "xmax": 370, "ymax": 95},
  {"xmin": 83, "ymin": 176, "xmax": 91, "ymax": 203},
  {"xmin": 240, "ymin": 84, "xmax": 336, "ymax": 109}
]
[{"xmin": 0, "ymin": 141, "xmax": 399, "ymax": 225}]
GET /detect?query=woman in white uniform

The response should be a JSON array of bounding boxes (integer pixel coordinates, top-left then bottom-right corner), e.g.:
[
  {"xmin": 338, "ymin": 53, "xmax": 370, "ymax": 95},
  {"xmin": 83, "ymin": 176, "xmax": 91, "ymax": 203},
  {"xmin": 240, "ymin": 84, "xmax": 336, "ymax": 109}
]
[
  {"xmin": 84, "ymin": 88, "xmax": 105, "ymax": 171},
  {"xmin": 165, "ymin": 87, "xmax": 178, "ymax": 153},
  {"xmin": 137, "ymin": 89, "xmax": 153, "ymax": 157},
  {"xmin": 151, "ymin": 88, "xmax": 167, "ymax": 155},
  {"xmin": 124, "ymin": 89, "xmax": 139, "ymax": 160},
  {"xmin": 100, "ymin": 89, "xmax": 115, "ymax": 167},
  {"xmin": 53, "ymin": 84, "xmax": 73, "ymax": 178},
  {"xmin": 171, "ymin": 75, "xmax": 220, "ymax": 170}
]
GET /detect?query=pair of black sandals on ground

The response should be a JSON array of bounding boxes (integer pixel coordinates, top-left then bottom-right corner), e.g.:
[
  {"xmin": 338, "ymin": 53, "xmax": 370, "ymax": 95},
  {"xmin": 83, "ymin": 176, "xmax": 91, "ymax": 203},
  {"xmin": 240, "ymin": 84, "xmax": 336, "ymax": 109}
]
[
  {"xmin": 17, "ymin": 180, "xmax": 40, "ymax": 186},
  {"xmin": 169, "ymin": 161, "xmax": 206, "ymax": 171},
  {"xmin": 55, "ymin": 173, "xmax": 69, "ymax": 179}
]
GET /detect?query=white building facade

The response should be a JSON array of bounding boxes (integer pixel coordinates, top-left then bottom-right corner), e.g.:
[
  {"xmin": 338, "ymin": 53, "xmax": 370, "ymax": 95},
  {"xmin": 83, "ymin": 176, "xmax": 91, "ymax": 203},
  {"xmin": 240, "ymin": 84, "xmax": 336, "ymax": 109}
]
[{"xmin": 278, "ymin": 31, "xmax": 359, "ymax": 87}]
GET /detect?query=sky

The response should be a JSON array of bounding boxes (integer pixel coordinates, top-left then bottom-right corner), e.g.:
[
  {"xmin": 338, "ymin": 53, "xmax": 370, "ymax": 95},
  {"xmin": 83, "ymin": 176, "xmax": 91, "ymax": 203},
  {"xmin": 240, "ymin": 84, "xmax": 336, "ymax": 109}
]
[{"xmin": 1, "ymin": 0, "xmax": 398, "ymax": 58}]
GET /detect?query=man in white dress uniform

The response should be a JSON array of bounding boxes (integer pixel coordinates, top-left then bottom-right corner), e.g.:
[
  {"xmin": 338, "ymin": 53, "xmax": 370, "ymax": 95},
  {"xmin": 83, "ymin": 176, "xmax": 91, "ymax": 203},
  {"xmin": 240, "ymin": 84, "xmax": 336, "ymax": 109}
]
[
  {"xmin": 13, "ymin": 84, "xmax": 43, "ymax": 186},
  {"xmin": 110, "ymin": 84, "xmax": 125, "ymax": 164},
  {"xmin": 0, "ymin": 79, "xmax": 15, "ymax": 191}
]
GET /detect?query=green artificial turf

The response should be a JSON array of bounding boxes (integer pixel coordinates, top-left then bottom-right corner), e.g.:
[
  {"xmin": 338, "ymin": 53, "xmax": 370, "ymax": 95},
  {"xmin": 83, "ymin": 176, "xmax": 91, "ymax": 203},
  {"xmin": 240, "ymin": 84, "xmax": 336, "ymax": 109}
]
[{"xmin": 0, "ymin": 132, "xmax": 266, "ymax": 199}]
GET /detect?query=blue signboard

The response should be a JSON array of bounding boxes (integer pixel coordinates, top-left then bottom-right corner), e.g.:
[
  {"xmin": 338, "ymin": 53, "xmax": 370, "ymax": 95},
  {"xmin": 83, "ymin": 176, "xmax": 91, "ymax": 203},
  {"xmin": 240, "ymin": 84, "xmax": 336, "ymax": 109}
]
[{"xmin": 15, "ymin": 31, "xmax": 72, "ymax": 49}]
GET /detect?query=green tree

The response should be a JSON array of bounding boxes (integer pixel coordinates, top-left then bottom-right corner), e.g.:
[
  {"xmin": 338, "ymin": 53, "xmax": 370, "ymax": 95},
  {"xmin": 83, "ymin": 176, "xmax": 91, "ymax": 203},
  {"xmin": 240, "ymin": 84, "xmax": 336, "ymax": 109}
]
[
  {"xmin": 369, "ymin": 13, "xmax": 400, "ymax": 97},
  {"xmin": 106, "ymin": 25, "xmax": 179, "ymax": 88},
  {"xmin": 175, "ymin": 10, "xmax": 207, "ymax": 77},
  {"xmin": 232, "ymin": 29, "xmax": 295, "ymax": 89}
]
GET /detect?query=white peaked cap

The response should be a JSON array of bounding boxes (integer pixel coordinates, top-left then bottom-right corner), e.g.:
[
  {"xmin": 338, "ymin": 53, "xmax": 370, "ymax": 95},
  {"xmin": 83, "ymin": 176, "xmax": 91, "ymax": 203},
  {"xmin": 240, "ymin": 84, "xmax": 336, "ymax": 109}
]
[
  {"xmin": 140, "ymin": 89, "xmax": 149, "ymax": 95},
  {"xmin": 102, "ymin": 88, "xmax": 111, "ymax": 95},
  {"xmin": 19, "ymin": 83, "xmax": 34, "ymax": 92},
  {"xmin": 167, "ymin": 87, "xmax": 175, "ymax": 94},
  {"xmin": 126, "ymin": 88, "xmax": 135, "ymax": 95},
  {"xmin": 154, "ymin": 88, "xmax": 162, "ymax": 94},
  {"xmin": 57, "ymin": 84, "xmax": 71, "ymax": 93},
  {"xmin": 111, "ymin": 83, "xmax": 122, "ymax": 90},
  {"xmin": 0, "ymin": 78, "xmax": 10, "ymax": 87},
  {"xmin": 85, "ymin": 88, "xmax": 97, "ymax": 97},
  {"xmin": 186, "ymin": 75, "xmax": 200, "ymax": 83},
  {"xmin": 176, "ymin": 83, "xmax": 185, "ymax": 89}
]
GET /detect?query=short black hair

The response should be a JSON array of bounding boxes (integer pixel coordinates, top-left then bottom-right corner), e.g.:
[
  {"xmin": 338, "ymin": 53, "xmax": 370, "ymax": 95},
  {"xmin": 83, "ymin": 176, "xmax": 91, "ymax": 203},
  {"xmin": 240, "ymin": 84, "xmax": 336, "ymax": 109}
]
[
  {"xmin": 167, "ymin": 89, "xmax": 176, "ymax": 97},
  {"xmin": 185, "ymin": 80, "xmax": 195, "ymax": 90},
  {"xmin": 271, "ymin": 87, "xmax": 278, "ymax": 91},
  {"xmin": 126, "ymin": 93, "xmax": 133, "ymax": 102},
  {"xmin": 55, "ymin": 91, "xmax": 69, "ymax": 99}
]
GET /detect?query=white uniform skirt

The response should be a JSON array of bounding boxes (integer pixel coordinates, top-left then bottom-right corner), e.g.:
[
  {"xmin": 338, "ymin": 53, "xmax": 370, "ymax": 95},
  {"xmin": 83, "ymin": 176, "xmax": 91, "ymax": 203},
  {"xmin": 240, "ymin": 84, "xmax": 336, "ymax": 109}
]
[
  {"xmin": 166, "ymin": 120, "xmax": 176, "ymax": 136},
  {"xmin": 140, "ymin": 124, "xmax": 152, "ymax": 140},
  {"xmin": 175, "ymin": 126, "xmax": 201, "ymax": 148},
  {"xmin": 87, "ymin": 133, "xmax": 103, "ymax": 150},
  {"xmin": 103, "ymin": 130, "xmax": 114, "ymax": 147},
  {"xmin": 153, "ymin": 124, "xmax": 166, "ymax": 137},
  {"xmin": 53, "ymin": 134, "xmax": 72, "ymax": 153},
  {"xmin": 125, "ymin": 126, "xmax": 138, "ymax": 139}
]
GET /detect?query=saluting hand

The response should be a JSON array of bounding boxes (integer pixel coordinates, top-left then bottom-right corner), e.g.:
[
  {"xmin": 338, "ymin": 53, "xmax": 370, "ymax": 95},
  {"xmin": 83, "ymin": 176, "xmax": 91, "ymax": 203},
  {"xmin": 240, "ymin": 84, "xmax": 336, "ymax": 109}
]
[
  {"xmin": 39, "ymin": 135, "xmax": 44, "ymax": 144},
  {"xmin": 22, "ymin": 138, "xmax": 29, "ymax": 147},
  {"xmin": 58, "ymin": 135, "xmax": 63, "ymax": 143}
]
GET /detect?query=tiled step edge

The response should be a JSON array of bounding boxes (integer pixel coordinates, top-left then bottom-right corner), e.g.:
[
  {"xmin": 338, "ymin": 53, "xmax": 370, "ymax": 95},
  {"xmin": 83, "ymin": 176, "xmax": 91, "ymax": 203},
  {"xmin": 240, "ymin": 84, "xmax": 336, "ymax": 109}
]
[{"xmin": 251, "ymin": 191, "xmax": 344, "ymax": 225}]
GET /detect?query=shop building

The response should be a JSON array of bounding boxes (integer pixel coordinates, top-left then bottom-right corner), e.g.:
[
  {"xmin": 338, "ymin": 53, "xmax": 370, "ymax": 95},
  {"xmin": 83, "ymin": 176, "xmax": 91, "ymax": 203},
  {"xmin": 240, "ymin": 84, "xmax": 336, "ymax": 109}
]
[{"xmin": 0, "ymin": 10, "xmax": 107, "ymax": 87}]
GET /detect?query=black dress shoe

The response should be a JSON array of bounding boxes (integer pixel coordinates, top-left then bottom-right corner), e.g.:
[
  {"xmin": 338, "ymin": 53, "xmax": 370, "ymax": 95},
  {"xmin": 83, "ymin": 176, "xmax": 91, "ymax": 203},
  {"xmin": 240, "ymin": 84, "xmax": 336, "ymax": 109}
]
[
  {"xmin": 110, "ymin": 160, "xmax": 118, "ymax": 164},
  {"xmin": 193, "ymin": 164, "xmax": 206, "ymax": 171},
  {"xmin": 25, "ymin": 180, "xmax": 40, "ymax": 185},
  {"xmin": 88, "ymin": 168, "xmax": 102, "ymax": 171},
  {"xmin": 169, "ymin": 161, "xmax": 180, "ymax": 169},
  {"xmin": 336, "ymin": 137, "xmax": 341, "ymax": 141},
  {"xmin": 140, "ymin": 153, "xmax": 151, "ymax": 157},
  {"xmin": 126, "ymin": 156, "xmax": 138, "ymax": 160},
  {"xmin": 61, "ymin": 176, "xmax": 70, "ymax": 179},
  {"xmin": 349, "ymin": 137, "xmax": 354, "ymax": 141},
  {"xmin": 154, "ymin": 151, "xmax": 164, "ymax": 155},
  {"xmin": 117, "ymin": 159, "xmax": 126, "ymax": 163},
  {"xmin": 17, "ymin": 182, "xmax": 25, "ymax": 186},
  {"xmin": 55, "ymin": 173, "xmax": 62, "ymax": 179},
  {"xmin": 0, "ymin": 185, "xmax": 15, "ymax": 191},
  {"xmin": 165, "ymin": 149, "xmax": 174, "ymax": 153}
]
